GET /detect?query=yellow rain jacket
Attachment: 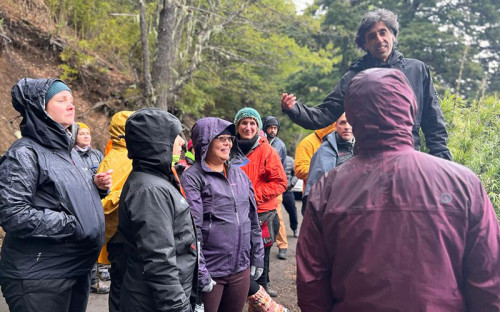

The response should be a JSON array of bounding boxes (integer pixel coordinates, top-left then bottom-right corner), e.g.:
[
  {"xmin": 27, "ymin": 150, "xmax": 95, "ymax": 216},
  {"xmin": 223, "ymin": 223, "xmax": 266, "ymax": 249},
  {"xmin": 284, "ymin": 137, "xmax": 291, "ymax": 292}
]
[
  {"xmin": 294, "ymin": 122, "xmax": 336, "ymax": 193},
  {"xmin": 97, "ymin": 111, "xmax": 134, "ymax": 264}
]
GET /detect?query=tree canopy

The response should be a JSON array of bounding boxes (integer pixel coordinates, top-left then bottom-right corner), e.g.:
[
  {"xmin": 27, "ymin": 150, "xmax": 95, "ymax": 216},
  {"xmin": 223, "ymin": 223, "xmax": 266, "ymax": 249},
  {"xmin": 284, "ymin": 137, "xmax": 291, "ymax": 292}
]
[{"xmin": 42, "ymin": 0, "xmax": 499, "ymax": 210}]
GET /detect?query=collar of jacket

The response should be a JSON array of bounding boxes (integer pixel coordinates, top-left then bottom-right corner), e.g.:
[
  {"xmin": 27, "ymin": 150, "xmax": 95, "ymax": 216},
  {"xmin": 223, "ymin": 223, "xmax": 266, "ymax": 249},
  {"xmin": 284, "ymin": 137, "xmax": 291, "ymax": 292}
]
[{"xmin": 349, "ymin": 49, "xmax": 404, "ymax": 72}]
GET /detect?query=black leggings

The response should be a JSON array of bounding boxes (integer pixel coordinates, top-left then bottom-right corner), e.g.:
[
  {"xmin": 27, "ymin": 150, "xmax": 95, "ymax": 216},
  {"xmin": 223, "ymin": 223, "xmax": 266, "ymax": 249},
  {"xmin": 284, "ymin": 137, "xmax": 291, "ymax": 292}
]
[
  {"xmin": 282, "ymin": 191, "xmax": 298, "ymax": 231},
  {"xmin": 256, "ymin": 245, "xmax": 271, "ymax": 288},
  {"xmin": 107, "ymin": 242, "xmax": 127, "ymax": 312},
  {"xmin": 248, "ymin": 278, "xmax": 261, "ymax": 296}
]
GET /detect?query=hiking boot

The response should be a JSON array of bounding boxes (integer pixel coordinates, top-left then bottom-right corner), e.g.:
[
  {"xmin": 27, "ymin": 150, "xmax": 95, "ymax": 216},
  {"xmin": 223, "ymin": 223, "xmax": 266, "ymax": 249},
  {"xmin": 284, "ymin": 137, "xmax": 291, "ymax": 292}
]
[
  {"xmin": 266, "ymin": 287, "xmax": 278, "ymax": 297},
  {"xmin": 91, "ymin": 283, "xmax": 110, "ymax": 294},
  {"xmin": 98, "ymin": 269, "xmax": 111, "ymax": 281},
  {"xmin": 278, "ymin": 248, "xmax": 287, "ymax": 260},
  {"xmin": 264, "ymin": 283, "xmax": 278, "ymax": 297}
]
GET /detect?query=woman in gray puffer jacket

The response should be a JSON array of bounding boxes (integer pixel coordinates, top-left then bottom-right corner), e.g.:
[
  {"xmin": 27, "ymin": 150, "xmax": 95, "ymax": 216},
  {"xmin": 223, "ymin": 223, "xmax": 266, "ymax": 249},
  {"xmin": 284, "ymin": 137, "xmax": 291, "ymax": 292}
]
[{"xmin": 181, "ymin": 117, "xmax": 264, "ymax": 312}]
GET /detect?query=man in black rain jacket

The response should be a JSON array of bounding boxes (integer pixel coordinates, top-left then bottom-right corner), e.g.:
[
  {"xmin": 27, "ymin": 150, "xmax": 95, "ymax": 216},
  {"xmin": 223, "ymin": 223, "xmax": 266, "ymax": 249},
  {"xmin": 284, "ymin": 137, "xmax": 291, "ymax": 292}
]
[{"xmin": 281, "ymin": 9, "xmax": 451, "ymax": 160}]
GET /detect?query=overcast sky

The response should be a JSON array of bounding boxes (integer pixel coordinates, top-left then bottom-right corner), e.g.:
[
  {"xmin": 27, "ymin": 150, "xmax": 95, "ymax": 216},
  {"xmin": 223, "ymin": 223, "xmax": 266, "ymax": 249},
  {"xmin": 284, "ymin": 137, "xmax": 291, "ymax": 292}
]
[{"xmin": 292, "ymin": 0, "xmax": 314, "ymax": 13}]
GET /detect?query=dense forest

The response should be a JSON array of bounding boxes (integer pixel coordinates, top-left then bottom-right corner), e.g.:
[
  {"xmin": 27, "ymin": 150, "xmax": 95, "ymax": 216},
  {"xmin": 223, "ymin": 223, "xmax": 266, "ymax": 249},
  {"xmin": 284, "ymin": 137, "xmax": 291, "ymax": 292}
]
[{"xmin": 1, "ymin": 0, "xmax": 498, "ymax": 210}]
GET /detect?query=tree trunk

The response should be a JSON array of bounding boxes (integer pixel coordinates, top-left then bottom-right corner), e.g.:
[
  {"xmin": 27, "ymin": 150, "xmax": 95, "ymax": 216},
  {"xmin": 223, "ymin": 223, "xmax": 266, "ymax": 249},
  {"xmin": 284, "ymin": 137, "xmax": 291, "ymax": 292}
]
[
  {"xmin": 139, "ymin": 0, "xmax": 153, "ymax": 105},
  {"xmin": 152, "ymin": 0, "xmax": 181, "ymax": 111}
]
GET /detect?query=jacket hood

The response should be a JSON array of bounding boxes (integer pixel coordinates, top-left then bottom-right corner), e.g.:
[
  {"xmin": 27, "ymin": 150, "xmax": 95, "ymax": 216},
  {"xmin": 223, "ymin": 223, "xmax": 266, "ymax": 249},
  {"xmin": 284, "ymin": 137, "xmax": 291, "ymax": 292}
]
[
  {"xmin": 108, "ymin": 110, "xmax": 134, "ymax": 148},
  {"xmin": 191, "ymin": 117, "xmax": 248, "ymax": 168},
  {"xmin": 314, "ymin": 122, "xmax": 336, "ymax": 140},
  {"xmin": 263, "ymin": 116, "xmax": 280, "ymax": 131},
  {"xmin": 345, "ymin": 68, "xmax": 416, "ymax": 154},
  {"xmin": 125, "ymin": 108, "xmax": 182, "ymax": 175},
  {"xmin": 11, "ymin": 78, "xmax": 76, "ymax": 151},
  {"xmin": 349, "ymin": 49, "xmax": 404, "ymax": 72}
]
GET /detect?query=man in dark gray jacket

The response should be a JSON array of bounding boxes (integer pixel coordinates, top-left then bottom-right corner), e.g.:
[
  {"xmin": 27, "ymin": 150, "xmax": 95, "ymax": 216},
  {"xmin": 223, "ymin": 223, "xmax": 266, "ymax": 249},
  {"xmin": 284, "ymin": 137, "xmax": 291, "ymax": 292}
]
[
  {"xmin": 263, "ymin": 116, "xmax": 290, "ymax": 260},
  {"xmin": 281, "ymin": 8, "xmax": 451, "ymax": 160},
  {"xmin": 118, "ymin": 108, "xmax": 197, "ymax": 312}
]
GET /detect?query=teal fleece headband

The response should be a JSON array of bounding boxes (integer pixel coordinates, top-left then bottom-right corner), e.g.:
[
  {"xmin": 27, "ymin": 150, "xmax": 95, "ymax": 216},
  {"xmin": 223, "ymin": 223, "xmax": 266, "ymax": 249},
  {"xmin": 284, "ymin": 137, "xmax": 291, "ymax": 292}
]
[{"xmin": 45, "ymin": 81, "xmax": 71, "ymax": 105}]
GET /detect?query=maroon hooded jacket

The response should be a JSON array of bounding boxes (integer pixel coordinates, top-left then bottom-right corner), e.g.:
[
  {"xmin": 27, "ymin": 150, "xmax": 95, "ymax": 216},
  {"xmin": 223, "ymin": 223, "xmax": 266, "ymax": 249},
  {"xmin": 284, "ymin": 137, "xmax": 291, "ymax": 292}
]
[{"xmin": 296, "ymin": 68, "xmax": 500, "ymax": 312}]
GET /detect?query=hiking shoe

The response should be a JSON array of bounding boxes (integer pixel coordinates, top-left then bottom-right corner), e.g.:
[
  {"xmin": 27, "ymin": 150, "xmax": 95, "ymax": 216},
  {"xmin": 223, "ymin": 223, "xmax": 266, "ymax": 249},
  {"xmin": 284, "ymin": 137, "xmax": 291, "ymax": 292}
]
[
  {"xmin": 91, "ymin": 283, "xmax": 110, "ymax": 294},
  {"xmin": 278, "ymin": 248, "xmax": 287, "ymax": 260},
  {"xmin": 98, "ymin": 270, "xmax": 111, "ymax": 281},
  {"xmin": 265, "ymin": 287, "xmax": 278, "ymax": 297}
]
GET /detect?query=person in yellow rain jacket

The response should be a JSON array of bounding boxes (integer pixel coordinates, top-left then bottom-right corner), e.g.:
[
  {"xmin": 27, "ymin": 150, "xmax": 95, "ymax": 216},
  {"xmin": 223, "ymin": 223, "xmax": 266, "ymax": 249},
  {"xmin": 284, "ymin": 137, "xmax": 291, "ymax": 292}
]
[
  {"xmin": 294, "ymin": 122, "xmax": 336, "ymax": 215},
  {"xmin": 96, "ymin": 110, "xmax": 134, "ymax": 312}
]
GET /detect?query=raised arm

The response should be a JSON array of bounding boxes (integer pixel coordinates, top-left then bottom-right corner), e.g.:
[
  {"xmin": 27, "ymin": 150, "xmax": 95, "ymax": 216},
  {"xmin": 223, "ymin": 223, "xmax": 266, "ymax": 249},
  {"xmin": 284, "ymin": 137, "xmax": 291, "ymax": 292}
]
[{"xmin": 281, "ymin": 72, "xmax": 352, "ymax": 130}]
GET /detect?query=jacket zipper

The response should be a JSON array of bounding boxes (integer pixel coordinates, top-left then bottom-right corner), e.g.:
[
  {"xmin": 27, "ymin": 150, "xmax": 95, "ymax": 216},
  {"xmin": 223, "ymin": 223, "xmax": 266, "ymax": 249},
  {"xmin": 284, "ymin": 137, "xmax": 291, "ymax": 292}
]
[
  {"xmin": 226, "ymin": 171, "xmax": 241, "ymax": 271},
  {"xmin": 70, "ymin": 150, "xmax": 104, "ymax": 242}
]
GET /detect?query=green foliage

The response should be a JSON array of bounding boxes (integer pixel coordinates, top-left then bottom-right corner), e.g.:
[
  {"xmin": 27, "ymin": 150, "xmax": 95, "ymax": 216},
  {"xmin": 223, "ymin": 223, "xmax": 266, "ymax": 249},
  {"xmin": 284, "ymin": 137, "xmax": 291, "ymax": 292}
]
[
  {"xmin": 45, "ymin": 0, "xmax": 140, "ymax": 73},
  {"xmin": 309, "ymin": 0, "xmax": 498, "ymax": 97},
  {"xmin": 441, "ymin": 93, "xmax": 500, "ymax": 214},
  {"xmin": 175, "ymin": 0, "xmax": 336, "ymax": 127}
]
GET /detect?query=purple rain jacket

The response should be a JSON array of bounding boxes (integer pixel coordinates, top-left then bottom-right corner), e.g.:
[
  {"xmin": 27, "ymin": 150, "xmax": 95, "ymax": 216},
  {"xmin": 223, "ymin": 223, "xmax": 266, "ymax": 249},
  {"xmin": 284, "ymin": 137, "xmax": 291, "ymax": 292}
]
[
  {"xmin": 297, "ymin": 68, "xmax": 500, "ymax": 312},
  {"xmin": 181, "ymin": 117, "xmax": 264, "ymax": 288}
]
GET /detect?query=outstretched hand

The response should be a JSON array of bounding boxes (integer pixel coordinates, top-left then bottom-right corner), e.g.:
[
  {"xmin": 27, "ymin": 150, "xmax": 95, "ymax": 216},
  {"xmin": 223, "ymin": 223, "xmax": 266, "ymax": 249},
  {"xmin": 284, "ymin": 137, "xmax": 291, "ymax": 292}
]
[
  {"xmin": 94, "ymin": 169, "xmax": 113, "ymax": 190},
  {"xmin": 281, "ymin": 92, "xmax": 297, "ymax": 111}
]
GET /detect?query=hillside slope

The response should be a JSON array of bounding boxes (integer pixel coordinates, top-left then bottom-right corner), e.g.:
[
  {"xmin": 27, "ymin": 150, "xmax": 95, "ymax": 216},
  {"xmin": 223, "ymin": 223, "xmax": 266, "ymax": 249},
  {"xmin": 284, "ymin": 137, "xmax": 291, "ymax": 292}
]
[{"xmin": 0, "ymin": 0, "xmax": 132, "ymax": 153}]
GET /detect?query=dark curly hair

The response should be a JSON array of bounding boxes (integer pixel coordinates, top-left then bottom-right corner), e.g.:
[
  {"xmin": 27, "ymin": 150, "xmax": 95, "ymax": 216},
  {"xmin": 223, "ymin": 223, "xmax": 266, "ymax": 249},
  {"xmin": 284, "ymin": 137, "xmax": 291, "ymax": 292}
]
[{"xmin": 355, "ymin": 9, "xmax": 399, "ymax": 50}]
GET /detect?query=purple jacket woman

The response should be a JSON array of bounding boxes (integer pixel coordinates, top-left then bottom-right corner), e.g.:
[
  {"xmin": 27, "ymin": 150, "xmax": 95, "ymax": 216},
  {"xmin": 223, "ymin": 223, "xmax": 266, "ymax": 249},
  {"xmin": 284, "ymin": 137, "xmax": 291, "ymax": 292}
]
[{"xmin": 181, "ymin": 117, "xmax": 264, "ymax": 311}]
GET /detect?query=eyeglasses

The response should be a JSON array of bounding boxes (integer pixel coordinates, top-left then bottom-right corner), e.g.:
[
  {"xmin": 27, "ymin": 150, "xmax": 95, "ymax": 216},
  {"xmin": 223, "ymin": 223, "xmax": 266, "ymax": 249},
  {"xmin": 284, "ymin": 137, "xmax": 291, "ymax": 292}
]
[{"xmin": 215, "ymin": 135, "xmax": 235, "ymax": 144}]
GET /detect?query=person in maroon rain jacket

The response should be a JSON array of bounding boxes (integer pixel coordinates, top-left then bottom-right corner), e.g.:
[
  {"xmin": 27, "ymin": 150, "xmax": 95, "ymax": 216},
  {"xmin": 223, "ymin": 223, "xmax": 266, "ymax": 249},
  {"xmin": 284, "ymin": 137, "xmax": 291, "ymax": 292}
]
[{"xmin": 296, "ymin": 68, "xmax": 500, "ymax": 312}]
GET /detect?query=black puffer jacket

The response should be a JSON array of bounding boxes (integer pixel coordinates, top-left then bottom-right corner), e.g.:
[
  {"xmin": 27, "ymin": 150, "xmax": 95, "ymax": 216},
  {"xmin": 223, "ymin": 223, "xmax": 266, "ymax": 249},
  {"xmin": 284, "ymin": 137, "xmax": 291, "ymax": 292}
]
[
  {"xmin": 118, "ymin": 108, "xmax": 197, "ymax": 312},
  {"xmin": 0, "ymin": 78, "xmax": 104, "ymax": 279},
  {"xmin": 285, "ymin": 50, "xmax": 451, "ymax": 160}
]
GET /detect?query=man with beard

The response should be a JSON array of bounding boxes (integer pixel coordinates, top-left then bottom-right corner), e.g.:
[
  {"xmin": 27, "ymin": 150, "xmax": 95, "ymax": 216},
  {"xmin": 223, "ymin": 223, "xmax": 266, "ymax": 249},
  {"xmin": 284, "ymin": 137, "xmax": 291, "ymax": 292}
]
[
  {"xmin": 263, "ymin": 116, "xmax": 289, "ymax": 260},
  {"xmin": 281, "ymin": 8, "xmax": 451, "ymax": 161}
]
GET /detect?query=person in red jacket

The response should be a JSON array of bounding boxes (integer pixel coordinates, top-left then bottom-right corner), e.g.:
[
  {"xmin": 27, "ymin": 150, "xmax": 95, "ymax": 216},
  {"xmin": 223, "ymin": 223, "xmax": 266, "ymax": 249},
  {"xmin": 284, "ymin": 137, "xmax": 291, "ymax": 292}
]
[
  {"xmin": 297, "ymin": 68, "xmax": 500, "ymax": 311},
  {"xmin": 234, "ymin": 107, "xmax": 287, "ymax": 298}
]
